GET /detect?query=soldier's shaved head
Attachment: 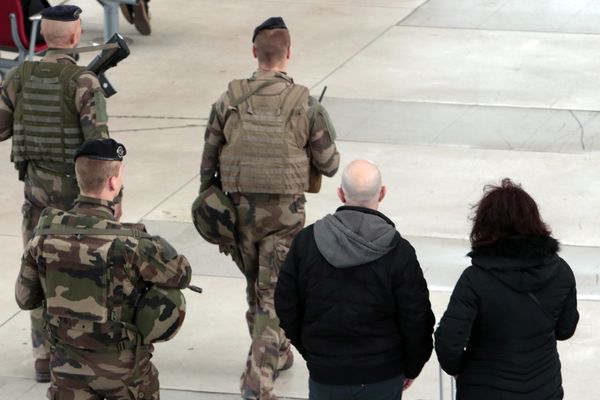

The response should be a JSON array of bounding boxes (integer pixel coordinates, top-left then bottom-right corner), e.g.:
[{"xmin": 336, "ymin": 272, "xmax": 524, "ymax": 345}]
[
  {"xmin": 41, "ymin": 19, "xmax": 82, "ymax": 48},
  {"xmin": 338, "ymin": 159, "xmax": 386, "ymax": 209},
  {"xmin": 75, "ymin": 158, "xmax": 121, "ymax": 196},
  {"xmin": 253, "ymin": 28, "xmax": 290, "ymax": 69}
]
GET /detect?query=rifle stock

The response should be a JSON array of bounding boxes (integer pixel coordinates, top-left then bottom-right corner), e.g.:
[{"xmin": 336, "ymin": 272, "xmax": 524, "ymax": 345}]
[{"xmin": 86, "ymin": 34, "xmax": 130, "ymax": 97}]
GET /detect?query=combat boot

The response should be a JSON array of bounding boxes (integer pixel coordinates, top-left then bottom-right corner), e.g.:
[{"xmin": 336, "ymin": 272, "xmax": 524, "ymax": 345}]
[{"xmin": 34, "ymin": 358, "xmax": 50, "ymax": 383}]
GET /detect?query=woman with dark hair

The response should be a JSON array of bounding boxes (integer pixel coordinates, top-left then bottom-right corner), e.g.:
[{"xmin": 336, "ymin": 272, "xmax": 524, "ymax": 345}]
[{"xmin": 435, "ymin": 178, "xmax": 579, "ymax": 400}]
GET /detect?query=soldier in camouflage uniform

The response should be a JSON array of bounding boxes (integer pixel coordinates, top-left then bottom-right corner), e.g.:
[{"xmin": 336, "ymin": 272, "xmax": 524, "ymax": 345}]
[
  {"xmin": 0, "ymin": 5, "xmax": 110, "ymax": 381},
  {"xmin": 199, "ymin": 17, "xmax": 340, "ymax": 400},
  {"xmin": 16, "ymin": 138, "xmax": 192, "ymax": 400}
]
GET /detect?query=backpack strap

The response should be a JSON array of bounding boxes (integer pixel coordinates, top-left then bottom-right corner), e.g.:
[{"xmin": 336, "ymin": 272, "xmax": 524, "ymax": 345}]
[
  {"xmin": 229, "ymin": 79, "xmax": 282, "ymax": 108},
  {"xmin": 35, "ymin": 226, "xmax": 151, "ymax": 239}
]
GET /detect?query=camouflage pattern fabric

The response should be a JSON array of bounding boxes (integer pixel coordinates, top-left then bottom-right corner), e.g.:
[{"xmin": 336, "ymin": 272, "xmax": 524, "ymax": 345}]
[
  {"xmin": 47, "ymin": 346, "xmax": 159, "ymax": 400},
  {"xmin": 0, "ymin": 53, "xmax": 109, "ymax": 363},
  {"xmin": 191, "ymin": 181, "xmax": 237, "ymax": 247},
  {"xmin": 15, "ymin": 196, "xmax": 192, "ymax": 399},
  {"xmin": 227, "ymin": 193, "xmax": 305, "ymax": 400},
  {"xmin": 135, "ymin": 286, "xmax": 186, "ymax": 344}
]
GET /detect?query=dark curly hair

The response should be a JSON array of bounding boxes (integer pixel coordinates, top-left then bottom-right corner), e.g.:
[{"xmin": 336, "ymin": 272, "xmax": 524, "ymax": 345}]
[{"xmin": 470, "ymin": 178, "xmax": 550, "ymax": 248}]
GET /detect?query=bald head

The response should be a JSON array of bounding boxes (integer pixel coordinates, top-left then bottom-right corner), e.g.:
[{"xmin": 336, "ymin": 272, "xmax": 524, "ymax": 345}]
[
  {"xmin": 41, "ymin": 19, "xmax": 82, "ymax": 48},
  {"xmin": 338, "ymin": 159, "xmax": 386, "ymax": 209}
]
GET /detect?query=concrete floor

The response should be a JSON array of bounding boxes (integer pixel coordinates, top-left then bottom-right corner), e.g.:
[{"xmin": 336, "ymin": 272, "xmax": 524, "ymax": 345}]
[{"xmin": 1, "ymin": 0, "xmax": 599, "ymax": 399}]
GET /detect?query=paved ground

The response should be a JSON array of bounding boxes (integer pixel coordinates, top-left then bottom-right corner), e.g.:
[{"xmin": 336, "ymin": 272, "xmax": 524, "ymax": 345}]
[{"xmin": 1, "ymin": 1, "xmax": 599, "ymax": 399}]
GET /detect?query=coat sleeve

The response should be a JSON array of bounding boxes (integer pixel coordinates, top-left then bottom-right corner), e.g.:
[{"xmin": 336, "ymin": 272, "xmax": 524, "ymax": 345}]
[
  {"xmin": 199, "ymin": 92, "xmax": 228, "ymax": 192},
  {"xmin": 15, "ymin": 237, "xmax": 45, "ymax": 310},
  {"xmin": 0, "ymin": 68, "xmax": 16, "ymax": 141},
  {"xmin": 75, "ymin": 72, "xmax": 109, "ymax": 139},
  {"xmin": 434, "ymin": 267, "xmax": 479, "ymax": 376},
  {"xmin": 555, "ymin": 261, "xmax": 579, "ymax": 340},
  {"xmin": 307, "ymin": 98, "xmax": 340, "ymax": 178},
  {"xmin": 133, "ymin": 235, "xmax": 192, "ymax": 289},
  {"xmin": 393, "ymin": 242, "xmax": 435, "ymax": 379},
  {"xmin": 275, "ymin": 235, "xmax": 307, "ymax": 358}
]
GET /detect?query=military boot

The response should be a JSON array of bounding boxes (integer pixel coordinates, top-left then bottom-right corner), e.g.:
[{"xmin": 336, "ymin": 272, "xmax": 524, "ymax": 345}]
[{"xmin": 34, "ymin": 358, "xmax": 50, "ymax": 383}]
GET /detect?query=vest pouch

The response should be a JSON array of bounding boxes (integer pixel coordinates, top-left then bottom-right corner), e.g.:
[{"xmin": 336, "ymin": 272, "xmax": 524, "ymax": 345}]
[{"xmin": 45, "ymin": 240, "xmax": 110, "ymax": 323}]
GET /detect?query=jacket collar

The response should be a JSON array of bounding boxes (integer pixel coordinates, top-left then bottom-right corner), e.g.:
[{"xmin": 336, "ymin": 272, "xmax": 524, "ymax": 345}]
[
  {"xmin": 42, "ymin": 51, "xmax": 77, "ymax": 64},
  {"xmin": 252, "ymin": 69, "xmax": 293, "ymax": 83},
  {"xmin": 72, "ymin": 195, "xmax": 116, "ymax": 220}
]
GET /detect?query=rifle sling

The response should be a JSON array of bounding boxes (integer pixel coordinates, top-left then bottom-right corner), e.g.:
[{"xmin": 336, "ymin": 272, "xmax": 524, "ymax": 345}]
[{"xmin": 35, "ymin": 227, "xmax": 151, "ymax": 239}]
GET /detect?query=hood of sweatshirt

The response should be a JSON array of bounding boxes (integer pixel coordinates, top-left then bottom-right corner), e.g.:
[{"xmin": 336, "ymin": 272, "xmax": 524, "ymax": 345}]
[{"xmin": 313, "ymin": 206, "xmax": 398, "ymax": 268}]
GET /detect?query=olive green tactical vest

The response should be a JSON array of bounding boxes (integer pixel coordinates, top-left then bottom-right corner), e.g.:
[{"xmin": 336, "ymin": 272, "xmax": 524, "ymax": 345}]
[
  {"xmin": 220, "ymin": 78, "xmax": 311, "ymax": 194},
  {"xmin": 34, "ymin": 208, "xmax": 150, "ymax": 350},
  {"xmin": 11, "ymin": 61, "xmax": 87, "ymax": 166}
]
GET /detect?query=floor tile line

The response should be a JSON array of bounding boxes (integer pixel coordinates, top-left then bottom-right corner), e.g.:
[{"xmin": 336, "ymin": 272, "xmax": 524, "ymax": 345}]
[
  {"xmin": 396, "ymin": 23, "xmax": 600, "ymax": 37},
  {"xmin": 138, "ymin": 174, "xmax": 199, "ymax": 223},
  {"xmin": 0, "ymin": 309, "xmax": 22, "ymax": 329}
]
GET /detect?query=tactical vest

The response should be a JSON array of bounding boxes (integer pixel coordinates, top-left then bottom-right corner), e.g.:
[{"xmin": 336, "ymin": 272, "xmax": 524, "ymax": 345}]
[
  {"xmin": 220, "ymin": 78, "xmax": 311, "ymax": 194},
  {"xmin": 11, "ymin": 61, "xmax": 87, "ymax": 167},
  {"xmin": 34, "ymin": 208, "xmax": 151, "ymax": 351}
]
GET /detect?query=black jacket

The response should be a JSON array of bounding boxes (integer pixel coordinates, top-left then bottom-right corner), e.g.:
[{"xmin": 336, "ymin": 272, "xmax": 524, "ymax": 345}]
[
  {"xmin": 275, "ymin": 206, "xmax": 435, "ymax": 385},
  {"xmin": 435, "ymin": 236, "xmax": 579, "ymax": 400}
]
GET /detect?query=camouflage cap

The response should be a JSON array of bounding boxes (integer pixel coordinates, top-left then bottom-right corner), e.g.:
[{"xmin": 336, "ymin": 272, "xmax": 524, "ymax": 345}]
[
  {"xmin": 191, "ymin": 184, "xmax": 237, "ymax": 246},
  {"xmin": 135, "ymin": 286, "xmax": 186, "ymax": 344}
]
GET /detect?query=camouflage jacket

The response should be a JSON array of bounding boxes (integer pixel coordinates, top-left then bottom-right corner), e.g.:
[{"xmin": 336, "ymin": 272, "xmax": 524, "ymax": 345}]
[
  {"xmin": 15, "ymin": 195, "xmax": 192, "ymax": 350},
  {"xmin": 200, "ymin": 69, "xmax": 340, "ymax": 193},
  {"xmin": 0, "ymin": 52, "xmax": 109, "ymax": 205}
]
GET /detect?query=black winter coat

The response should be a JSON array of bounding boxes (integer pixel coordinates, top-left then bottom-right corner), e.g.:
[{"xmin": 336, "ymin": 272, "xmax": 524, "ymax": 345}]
[
  {"xmin": 435, "ymin": 236, "xmax": 579, "ymax": 400},
  {"xmin": 275, "ymin": 206, "xmax": 435, "ymax": 385}
]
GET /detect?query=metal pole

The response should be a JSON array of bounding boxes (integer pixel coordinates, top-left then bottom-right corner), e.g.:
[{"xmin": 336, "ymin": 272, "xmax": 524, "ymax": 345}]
[{"xmin": 439, "ymin": 365, "xmax": 444, "ymax": 400}]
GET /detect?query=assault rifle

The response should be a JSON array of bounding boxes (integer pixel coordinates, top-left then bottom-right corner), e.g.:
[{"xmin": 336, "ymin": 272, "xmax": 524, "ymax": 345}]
[
  {"xmin": 86, "ymin": 33, "xmax": 130, "ymax": 97},
  {"xmin": 50, "ymin": 33, "xmax": 130, "ymax": 97}
]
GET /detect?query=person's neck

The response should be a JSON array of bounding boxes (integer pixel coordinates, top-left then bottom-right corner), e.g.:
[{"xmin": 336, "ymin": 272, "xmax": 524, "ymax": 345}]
[
  {"xmin": 258, "ymin": 64, "xmax": 287, "ymax": 73},
  {"xmin": 81, "ymin": 191, "xmax": 115, "ymax": 202},
  {"xmin": 345, "ymin": 202, "xmax": 379, "ymax": 211}
]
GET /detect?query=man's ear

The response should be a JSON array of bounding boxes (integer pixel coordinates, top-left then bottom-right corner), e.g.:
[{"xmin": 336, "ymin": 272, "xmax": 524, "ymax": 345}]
[
  {"xmin": 379, "ymin": 185, "xmax": 387, "ymax": 202},
  {"xmin": 337, "ymin": 187, "xmax": 346, "ymax": 203},
  {"xmin": 286, "ymin": 46, "xmax": 291, "ymax": 60},
  {"xmin": 252, "ymin": 46, "xmax": 257, "ymax": 59},
  {"xmin": 108, "ymin": 175, "xmax": 119, "ymax": 192}
]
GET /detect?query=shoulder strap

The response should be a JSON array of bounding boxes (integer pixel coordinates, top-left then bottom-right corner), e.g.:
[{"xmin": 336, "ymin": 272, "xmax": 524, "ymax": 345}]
[
  {"xmin": 230, "ymin": 79, "xmax": 282, "ymax": 108},
  {"xmin": 35, "ymin": 226, "xmax": 151, "ymax": 239}
]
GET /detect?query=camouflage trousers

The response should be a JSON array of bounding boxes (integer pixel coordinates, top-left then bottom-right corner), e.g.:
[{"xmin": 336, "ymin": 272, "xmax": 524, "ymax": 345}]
[
  {"xmin": 47, "ymin": 343, "xmax": 159, "ymax": 400},
  {"xmin": 229, "ymin": 193, "xmax": 305, "ymax": 400},
  {"xmin": 21, "ymin": 165, "xmax": 79, "ymax": 362}
]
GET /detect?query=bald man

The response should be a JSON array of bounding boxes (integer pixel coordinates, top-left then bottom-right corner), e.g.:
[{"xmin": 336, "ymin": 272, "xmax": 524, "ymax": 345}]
[
  {"xmin": 0, "ymin": 5, "xmax": 109, "ymax": 382},
  {"xmin": 275, "ymin": 159, "xmax": 435, "ymax": 400}
]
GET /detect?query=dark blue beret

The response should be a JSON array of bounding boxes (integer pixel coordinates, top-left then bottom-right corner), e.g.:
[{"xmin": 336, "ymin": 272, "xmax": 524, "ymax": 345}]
[
  {"xmin": 252, "ymin": 17, "xmax": 287, "ymax": 42},
  {"xmin": 74, "ymin": 139, "xmax": 127, "ymax": 162},
  {"xmin": 41, "ymin": 5, "xmax": 82, "ymax": 22}
]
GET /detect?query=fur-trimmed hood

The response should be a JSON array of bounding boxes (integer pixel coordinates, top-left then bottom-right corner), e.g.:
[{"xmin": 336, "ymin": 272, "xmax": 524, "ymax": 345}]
[{"xmin": 469, "ymin": 236, "xmax": 561, "ymax": 292}]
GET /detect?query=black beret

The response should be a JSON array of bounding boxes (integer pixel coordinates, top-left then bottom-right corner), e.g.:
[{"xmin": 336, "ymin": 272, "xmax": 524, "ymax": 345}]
[
  {"xmin": 41, "ymin": 5, "xmax": 82, "ymax": 22},
  {"xmin": 74, "ymin": 139, "xmax": 127, "ymax": 162},
  {"xmin": 252, "ymin": 17, "xmax": 287, "ymax": 43}
]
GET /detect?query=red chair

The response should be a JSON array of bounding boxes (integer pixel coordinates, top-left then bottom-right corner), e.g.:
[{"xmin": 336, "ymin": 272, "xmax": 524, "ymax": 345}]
[{"xmin": 0, "ymin": 0, "xmax": 48, "ymax": 77}]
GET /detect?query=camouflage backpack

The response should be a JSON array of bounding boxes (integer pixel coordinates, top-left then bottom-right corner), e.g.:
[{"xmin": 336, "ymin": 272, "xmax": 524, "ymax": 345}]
[
  {"xmin": 135, "ymin": 286, "xmax": 186, "ymax": 344},
  {"xmin": 191, "ymin": 182, "xmax": 237, "ymax": 246}
]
